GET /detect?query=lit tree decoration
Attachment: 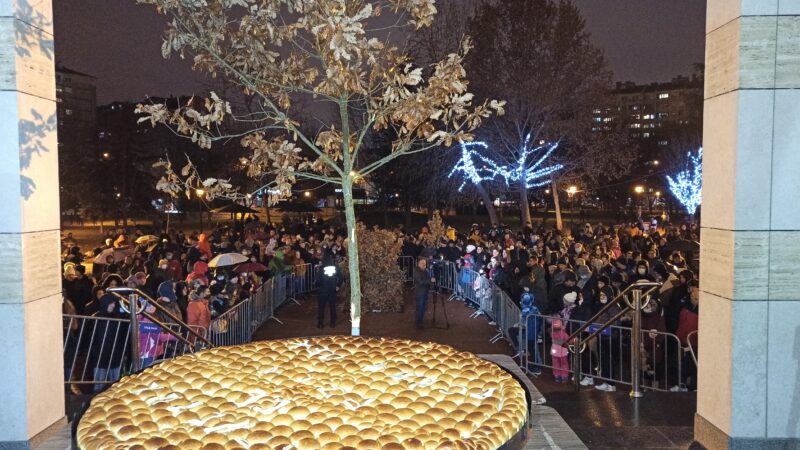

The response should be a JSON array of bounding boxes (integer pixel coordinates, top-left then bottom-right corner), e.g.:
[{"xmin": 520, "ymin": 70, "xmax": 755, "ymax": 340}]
[
  {"xmin": 666, "ymin": 147, "xmax": 703, "ymax": 215},
  {"xmin": 448, "ymin": 135, "xmax": 563, "ymax": 191}
]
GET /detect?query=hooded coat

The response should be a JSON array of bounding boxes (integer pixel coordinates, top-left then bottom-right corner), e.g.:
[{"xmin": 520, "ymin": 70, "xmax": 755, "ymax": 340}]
[
  {"xmin": 197, "ymin": 233, "xmax": 213, "ymax": 260},
  {"xmin": 185, "ymin": 261, "xmax": 209, "ymax": 286}
]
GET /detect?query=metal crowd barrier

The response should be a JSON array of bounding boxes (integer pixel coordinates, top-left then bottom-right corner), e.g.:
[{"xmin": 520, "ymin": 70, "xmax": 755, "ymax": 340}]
[
  {"xmin": 517, "ymin": 313, "xmax": 683, "ymax": 392},
  {"xmin": 62, "ymin": 314, "xmax": 208, "ymax": 389},
  {"xmin": 423, "ymin": 260, "xmax": 521, "ymax": 346},
  {"xmin": 686, "ymin": 329, "xmax": 698, "ymax": 367},
  {"xmin": 208, "ymin": 275, "xmax": 289, "ymax": 346},
  {"xmin": 63, "ymin": 274, "xmax": 292, "ymax": 388}
]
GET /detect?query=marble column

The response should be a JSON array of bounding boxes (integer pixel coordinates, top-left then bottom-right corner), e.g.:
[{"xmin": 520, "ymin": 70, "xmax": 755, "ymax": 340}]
[
  {"xmin": 697, "ymin": 1, "xmax": 800, "ymax": 448},
  {"xmin": 0, "ymin": 0, "xmax": 65, "ymax": 447}
]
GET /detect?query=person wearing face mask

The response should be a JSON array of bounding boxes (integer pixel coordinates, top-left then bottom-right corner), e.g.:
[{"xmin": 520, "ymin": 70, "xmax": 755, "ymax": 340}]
[{"xmin": 630, "ymin": 260, "xmax": 654, "ymax": 284}]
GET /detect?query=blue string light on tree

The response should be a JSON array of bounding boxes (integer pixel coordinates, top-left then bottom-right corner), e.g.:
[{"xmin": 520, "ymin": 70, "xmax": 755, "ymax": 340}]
[
  {"xmin": 666, "ymin": 147, "xmax": 702, "ymax": 215},
  {"xmin": 448, "ymin": 136, "xmax": 564, "ymax": 191}
]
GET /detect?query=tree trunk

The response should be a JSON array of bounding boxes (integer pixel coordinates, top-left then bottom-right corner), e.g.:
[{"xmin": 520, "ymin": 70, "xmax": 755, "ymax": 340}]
[
  {"xmin": 342, "ymin": 179, "xmax": 362, "ymax": 336},
  {"xmin": 475, "ymin": 182, "xmax": 498, "ymax": 227},
  {"xmin": 552, "ymin": 178, "xmax": 563, "ymax": 230},
  {"xmin": 519, "ymin": 180, "xmax": 532, "ymax": 228}
]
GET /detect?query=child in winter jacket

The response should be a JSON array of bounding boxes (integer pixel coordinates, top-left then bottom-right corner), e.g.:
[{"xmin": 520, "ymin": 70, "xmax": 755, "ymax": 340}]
[
  {"xmin": 550, "ymin": 319, "xmax": 570, "ymax": 382},
  {"xmin": 137, "ymin": 303, "xmax": 176, "ymax": 369}
]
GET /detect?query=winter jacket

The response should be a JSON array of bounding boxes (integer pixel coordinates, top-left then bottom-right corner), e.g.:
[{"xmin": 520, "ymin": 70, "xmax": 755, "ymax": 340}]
[
  {"xmin": 137, "ymin": 315, "xmax": 176, "ymax": 359},
  {"xmin": 89, "ymin": 293, "xmax": 130, "ymax": 369},
  {"xmin": 675, "ymin": 304, "xmax": 699, "ymax": 347},
  {"xmin": 186, "ymin": 261, "xmax": 209, "ymax": 286},
  {"xmin": 197, "ymin": 234, "xmax": 212, "ymax": 260},
  {"xmin": 551, "ymin": 328, "xmax": 570, "ymax": 358},
  {"xmin": 268, "ymin": 250, "xmax": 291, "ymax": 275},
  {"xmin": 187, "ymin": 299, "xmax": 211, "ymax": 333}
]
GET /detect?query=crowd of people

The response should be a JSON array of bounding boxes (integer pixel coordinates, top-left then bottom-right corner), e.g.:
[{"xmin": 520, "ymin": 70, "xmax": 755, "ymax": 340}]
[
  {"xmin": 61, "ymin": 214, "xmax": 701, "ymax": 394},
  {"xmin": 404, "ymin": 218, "xmax": 701, "ymax": 392},
  {"xmin": 61, "ymin": 217, "xmax": 350, "ymax": 391}
]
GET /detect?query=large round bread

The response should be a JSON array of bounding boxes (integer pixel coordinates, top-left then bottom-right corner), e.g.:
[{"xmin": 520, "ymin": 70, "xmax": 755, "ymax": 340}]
[{"xmin": 77, "ymin": 337, "xmax": 527, "ymax": 449}]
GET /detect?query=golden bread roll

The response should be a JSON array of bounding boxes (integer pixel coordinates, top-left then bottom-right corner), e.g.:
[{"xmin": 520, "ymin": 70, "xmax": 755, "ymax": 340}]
[{"xmin": 76, "ymin": 337, "xmax": 526, "ymax": 449}]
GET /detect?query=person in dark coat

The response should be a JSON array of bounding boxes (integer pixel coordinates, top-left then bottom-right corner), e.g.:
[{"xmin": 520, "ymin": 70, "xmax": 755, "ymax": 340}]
[
  {"xmin": 413, "ymin": 257, "xmax": 435, "ymax": 328},
  {"xmin": 547, "ymin": 269, "xmax": 578, "ymax": 315},
  {"xmin": 89, "ymin": 274, "xmax": 129, "ymax": 392},
  {"xmin": 317, "ymin": 252, "xmax": 343, "ymax": 328}
]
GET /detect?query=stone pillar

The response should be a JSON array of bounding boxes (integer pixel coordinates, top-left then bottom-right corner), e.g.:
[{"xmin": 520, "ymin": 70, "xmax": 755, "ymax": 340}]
[
  {"xmin": 697, "ymin": 1, "xmax": 800, "ymax": 448},
  {"xmin": 0, "ymin": 0, "xmax": 65, "ymax": 447}
]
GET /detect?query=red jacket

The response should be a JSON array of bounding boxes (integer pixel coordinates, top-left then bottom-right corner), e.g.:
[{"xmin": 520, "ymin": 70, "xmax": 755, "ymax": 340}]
[
  {"xmin": 675, "ymin": 306, "xmax": 698, "ymax": 347},
  {"xmin": 187, "ymin": 300, "xmax": 211, "ymax": 332}
]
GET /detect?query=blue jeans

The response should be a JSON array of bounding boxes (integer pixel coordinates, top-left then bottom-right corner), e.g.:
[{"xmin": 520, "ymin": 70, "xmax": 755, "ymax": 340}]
[
  {"xmin": 141, "ymin": 357, "xmax": 155, "ymax": 369},
  {"xmin": 93, "ymin": 367, "xmax": 121, "ymax": 392},
  {"xmin": 415, "ymin": 290, "xmax": 429, "ymax": 325}
]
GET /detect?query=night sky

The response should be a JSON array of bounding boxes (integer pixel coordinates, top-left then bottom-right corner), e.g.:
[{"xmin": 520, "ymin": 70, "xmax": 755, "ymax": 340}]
[{"xmin": 53, "ymin": 0, "xmax": 707, "ymax": 104}]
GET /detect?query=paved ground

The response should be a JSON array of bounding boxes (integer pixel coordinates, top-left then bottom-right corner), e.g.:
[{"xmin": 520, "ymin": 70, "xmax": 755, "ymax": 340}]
[
  {"xmin": 252, "ymin": 287, "xmax": 515, "ymax": 355},
  {"xmin": 530, "ymin": 374, "xmax": 697, "ymax": 449}
]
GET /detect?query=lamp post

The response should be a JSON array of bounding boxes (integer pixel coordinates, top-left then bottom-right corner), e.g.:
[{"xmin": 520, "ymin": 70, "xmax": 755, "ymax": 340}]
[
  {"xmin": 567, "ymin": 186, "xmax": 578, "ymax": 224},
  {"xmin": 634, "ymin": 185, "xmax": 645, "ymax": 219},
  {"xmin": 196, "ymin": 188, "xmax": 205, "ymax": 232}
]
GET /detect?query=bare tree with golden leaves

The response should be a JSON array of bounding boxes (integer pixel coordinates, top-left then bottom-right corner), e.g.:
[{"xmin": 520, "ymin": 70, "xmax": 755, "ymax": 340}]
[{"xmin": 134, "ymin": 0, "xmax": 504, "ymax": 335}]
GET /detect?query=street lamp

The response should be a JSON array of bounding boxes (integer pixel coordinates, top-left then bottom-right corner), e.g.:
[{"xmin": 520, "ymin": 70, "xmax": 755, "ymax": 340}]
[
  {"xmin": 566, "ymin": 186, "xmax": 578, "ymax": 217},
  {"xmin": 196, "ymin": 189, "xmax": 205, "ymax": 232},
  {"xmin": 304, "ymin": 191, "xmax": 311, "ymax": 198},
  {"xmin": 634, "ymin": 185, "xmax": 645, "ymax": 194}
]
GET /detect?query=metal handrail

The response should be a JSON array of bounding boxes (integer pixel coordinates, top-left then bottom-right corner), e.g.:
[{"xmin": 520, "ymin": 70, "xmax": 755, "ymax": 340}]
[
  {"xmin": 566, "ymin": 281, "xmax": 660, "ymax": 342},
  {"xmin": 566, "ymin": 280, "xmax": 662, "ymax": 399},
  {"xmin": 108, "ymin": 287, "xmax": 213, "ymax": 348}
]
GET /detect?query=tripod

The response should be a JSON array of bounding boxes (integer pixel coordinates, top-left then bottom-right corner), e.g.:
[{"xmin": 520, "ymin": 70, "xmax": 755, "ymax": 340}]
[{"xmin": 430, "ymin": 289, "xmax": 450, "ymax": 329}]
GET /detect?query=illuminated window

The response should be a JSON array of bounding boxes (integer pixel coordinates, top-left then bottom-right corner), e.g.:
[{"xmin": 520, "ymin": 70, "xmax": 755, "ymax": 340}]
[
  {"xmin": 658, "ymin": 140, "xmax": 669, "ymax": 146},
  {"xmin": 658, "ymin": 112, "xmax": 669, "ymax": 119},
  {"xmin": 659, "ymin": 93, "xmax": 669, "ymax": 99},
  {"xmin": 65, "ymin": 109, "xmax": 73, "ymax": 116},
  {"xmin": 642, "ymin": 132, "xmax": 651, "ymax": 138},
  {"xmin": 629, "ymin": 123, "xmax": 641, "ymax": 129}
]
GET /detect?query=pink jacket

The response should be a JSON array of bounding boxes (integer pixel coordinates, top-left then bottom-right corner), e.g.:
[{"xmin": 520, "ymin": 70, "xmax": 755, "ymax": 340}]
[
  {"xmin": 138, "ymin": 316, "xmax": 176, "ymax": 359},
  {"xmin": 550, "ymin": 328, "xmax": 570, "ymax": 358}
]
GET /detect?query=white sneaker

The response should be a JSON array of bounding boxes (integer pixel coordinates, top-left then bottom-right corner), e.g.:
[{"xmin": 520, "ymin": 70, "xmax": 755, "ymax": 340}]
[
  {"xmin": 580, "ymin": 376, "xmax": 594, "ymax": 386},
  {"xmin": 595, "ymin": 382, "xmax": 616, "ymax": 392}
]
